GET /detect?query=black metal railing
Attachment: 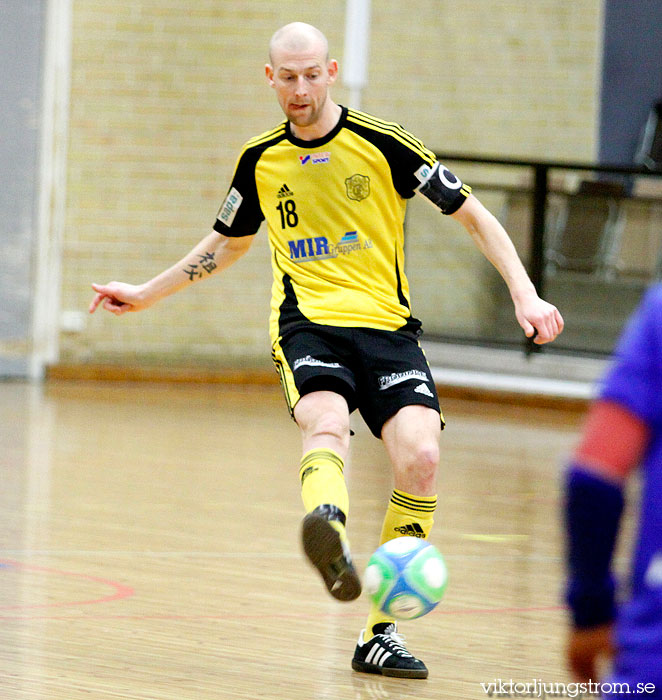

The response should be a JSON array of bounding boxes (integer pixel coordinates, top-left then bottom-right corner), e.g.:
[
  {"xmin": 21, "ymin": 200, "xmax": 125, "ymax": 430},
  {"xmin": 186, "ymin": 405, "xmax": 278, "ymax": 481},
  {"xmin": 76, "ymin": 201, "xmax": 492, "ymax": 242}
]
[{"xmin": 418, "ymin": 154, "xmax": 662, "ymax": 356}]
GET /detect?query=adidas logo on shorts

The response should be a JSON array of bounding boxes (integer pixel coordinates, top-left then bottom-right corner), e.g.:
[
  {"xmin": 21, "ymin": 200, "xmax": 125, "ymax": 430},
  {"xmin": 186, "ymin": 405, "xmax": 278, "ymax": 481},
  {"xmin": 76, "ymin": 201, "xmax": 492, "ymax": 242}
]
[{"xmin": 414, "ymin": 383, "xmax": 433, "ymax": 398}]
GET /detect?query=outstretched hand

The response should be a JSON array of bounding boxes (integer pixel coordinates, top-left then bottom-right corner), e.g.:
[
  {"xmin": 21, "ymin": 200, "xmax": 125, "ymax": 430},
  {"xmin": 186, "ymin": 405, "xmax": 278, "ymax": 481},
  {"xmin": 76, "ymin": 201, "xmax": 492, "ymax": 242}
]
[
  {"xmin": 89, "ymin": 282, "xmax": 150, "ymax": 316},
  {"xmin": 515, "ymin": 292, "xmax": 564, "ymax": 344}
]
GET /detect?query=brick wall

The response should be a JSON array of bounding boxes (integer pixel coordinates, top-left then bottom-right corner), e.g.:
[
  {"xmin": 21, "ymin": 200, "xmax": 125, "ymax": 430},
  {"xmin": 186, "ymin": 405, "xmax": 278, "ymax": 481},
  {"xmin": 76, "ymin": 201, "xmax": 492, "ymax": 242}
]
[{"xmin": 60, "ymin": 0, "xmax": 603, "ymax": 369}]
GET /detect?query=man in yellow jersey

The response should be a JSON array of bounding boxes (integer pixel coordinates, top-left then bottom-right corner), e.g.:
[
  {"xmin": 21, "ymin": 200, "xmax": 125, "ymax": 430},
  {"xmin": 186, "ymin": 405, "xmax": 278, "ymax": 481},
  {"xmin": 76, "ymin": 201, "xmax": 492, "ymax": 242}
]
[{"xmin": 90, "ymin": 22, "xmax": 564, "ymax": 678}]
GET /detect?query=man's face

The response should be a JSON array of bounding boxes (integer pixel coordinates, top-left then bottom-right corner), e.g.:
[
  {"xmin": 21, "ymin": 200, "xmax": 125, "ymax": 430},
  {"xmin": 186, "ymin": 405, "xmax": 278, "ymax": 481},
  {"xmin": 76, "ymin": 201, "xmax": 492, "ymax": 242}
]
[{"xmin": 266, "ymin": 49, "xmax": 338, "ymax": 128}]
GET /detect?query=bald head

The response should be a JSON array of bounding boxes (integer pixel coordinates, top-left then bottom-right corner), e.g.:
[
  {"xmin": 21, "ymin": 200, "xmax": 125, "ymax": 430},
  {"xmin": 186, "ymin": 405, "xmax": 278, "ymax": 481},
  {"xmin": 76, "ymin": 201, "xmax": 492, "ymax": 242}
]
[
  {"xmin": 268, "ymin": 22, "xmax": 329, "ymax": 65},
  {"xmin": 265, "ymin": 22, "xmax": 340, "ymax": 138}
]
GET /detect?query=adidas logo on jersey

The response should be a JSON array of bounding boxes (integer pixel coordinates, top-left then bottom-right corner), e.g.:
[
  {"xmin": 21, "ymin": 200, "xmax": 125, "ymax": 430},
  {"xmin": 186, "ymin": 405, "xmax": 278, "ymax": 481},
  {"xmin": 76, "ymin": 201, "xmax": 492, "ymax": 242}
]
[
  {"xmin": 394, "ymin": 523, "xmax": 426, "ymax": 537},
  {"xmin": 414, "ymin": 383, "xmax": 434, "ymax": 398},
  {"xmin": 277, "ymin": 184, "xmax": 294, "ymax": 199}
]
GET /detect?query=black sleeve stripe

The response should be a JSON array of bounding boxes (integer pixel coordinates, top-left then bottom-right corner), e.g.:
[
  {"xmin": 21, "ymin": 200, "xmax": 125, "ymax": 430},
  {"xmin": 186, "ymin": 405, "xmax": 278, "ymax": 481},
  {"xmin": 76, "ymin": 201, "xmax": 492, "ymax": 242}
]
[
  {"xmin": 347, "ymin": 113, "xmax": 435, "ymax": 168},
  {"xmin": 239, "ymin": 124, "xmax": 287, "ymax": 157},
  {"xmin": 348, "ymin": 109, "xmax": 431, "ymax": 156},
  {"xmin": 214, "ymin": 130, "xmax": 286, "ymax": 237},
  {"xmin": 344, "ymin": 115, "xmax": 437, "ymax": 198},
  {"xmin": 347, "ymin": 111, "xmax": 435, "ymax": 164},
  {"xmin": 347, "ymin": 110, "xmax": 436, "ymax": 166}
]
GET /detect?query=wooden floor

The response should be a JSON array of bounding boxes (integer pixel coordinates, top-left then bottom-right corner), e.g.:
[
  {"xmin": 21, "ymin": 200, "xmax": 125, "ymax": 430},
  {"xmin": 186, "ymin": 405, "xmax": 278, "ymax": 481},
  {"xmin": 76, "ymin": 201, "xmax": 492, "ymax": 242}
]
[{"xmin": 0, "ymin": 379, "xmax": 594, "ymax": 699}]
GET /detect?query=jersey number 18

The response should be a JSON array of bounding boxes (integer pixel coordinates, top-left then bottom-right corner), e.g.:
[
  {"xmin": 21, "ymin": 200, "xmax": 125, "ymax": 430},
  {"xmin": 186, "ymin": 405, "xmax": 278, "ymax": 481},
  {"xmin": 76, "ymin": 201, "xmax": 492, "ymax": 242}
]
[{"xmin": 276, "ymin": 200, "xmax": 299, "ymax": 228}]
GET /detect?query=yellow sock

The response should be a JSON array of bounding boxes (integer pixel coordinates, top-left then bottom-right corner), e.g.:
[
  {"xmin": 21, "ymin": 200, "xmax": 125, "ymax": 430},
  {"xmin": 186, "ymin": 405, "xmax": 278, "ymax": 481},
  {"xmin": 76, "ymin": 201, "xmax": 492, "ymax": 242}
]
[
  {"xmin": 299, "ymin": 448, "xmax": 349, "ymax": 541},
  {"xmin": 364, "ymin": 489, "xmax": 437, "ymax": 641}
]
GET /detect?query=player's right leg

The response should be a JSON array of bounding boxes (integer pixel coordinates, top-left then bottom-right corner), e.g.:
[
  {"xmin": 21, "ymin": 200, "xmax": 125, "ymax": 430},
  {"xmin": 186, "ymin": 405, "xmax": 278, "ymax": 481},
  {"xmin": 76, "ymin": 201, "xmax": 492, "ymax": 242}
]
[
  {"xmin": 272, "ymin": 328, "xmax": 361, "ymax": 601},
  {"xmin": 273, "ymin": 324, "xmax": 361, "ymax": 600},
  {"xmin": 294, "ymin": 391, "xmax": 361, "ymax": 601}
]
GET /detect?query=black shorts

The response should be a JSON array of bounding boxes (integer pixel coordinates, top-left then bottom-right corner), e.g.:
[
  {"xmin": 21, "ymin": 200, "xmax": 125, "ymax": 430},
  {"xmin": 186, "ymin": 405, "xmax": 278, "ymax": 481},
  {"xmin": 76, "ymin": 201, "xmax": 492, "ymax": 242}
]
[{"xmin": 271, "ymin": 324, "xmax": 444, "ymax": 438}]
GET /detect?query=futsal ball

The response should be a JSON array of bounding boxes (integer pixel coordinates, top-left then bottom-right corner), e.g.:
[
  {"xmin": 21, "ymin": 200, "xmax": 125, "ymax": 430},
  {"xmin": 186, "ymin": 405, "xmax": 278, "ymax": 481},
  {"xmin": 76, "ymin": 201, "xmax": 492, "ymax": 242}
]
[{"xmin": 364, "ymin": 536, "xmax": 448, "ymax": 620}]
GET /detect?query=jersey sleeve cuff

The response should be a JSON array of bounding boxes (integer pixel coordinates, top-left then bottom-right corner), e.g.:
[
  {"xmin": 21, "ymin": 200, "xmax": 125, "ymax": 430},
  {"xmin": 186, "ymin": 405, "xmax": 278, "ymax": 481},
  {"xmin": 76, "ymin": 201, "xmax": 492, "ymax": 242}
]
[{"xmin": 212, "ymin": 220, "xmax": 254, "ymax": 237}]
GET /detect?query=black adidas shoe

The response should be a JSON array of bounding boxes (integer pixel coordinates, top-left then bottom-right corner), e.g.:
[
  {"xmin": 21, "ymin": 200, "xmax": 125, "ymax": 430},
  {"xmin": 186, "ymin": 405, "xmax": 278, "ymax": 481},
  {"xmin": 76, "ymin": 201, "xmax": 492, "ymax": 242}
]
[
  {"xmin": 301, "ymin": 508, "xmax": 361, "ymax": 602},
  {"xmin": 352, "ymin": 623, "xmax": 428, "ymax": 679}
]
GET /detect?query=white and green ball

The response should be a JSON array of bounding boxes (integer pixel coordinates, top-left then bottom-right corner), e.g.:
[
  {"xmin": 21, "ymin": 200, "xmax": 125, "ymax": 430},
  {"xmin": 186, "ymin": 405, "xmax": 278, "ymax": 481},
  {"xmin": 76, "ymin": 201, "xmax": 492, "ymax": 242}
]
[{"xmin": 364, "ymin": 536, "xmax": 448, "ymax": 620}]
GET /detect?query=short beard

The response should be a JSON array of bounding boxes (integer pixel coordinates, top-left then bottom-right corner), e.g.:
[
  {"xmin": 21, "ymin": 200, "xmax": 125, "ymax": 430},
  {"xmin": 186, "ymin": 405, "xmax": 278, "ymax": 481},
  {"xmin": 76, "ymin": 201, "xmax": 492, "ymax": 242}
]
[{"xmin": 287, "ymin": 94, "xmax": 326, "ymax": 128}]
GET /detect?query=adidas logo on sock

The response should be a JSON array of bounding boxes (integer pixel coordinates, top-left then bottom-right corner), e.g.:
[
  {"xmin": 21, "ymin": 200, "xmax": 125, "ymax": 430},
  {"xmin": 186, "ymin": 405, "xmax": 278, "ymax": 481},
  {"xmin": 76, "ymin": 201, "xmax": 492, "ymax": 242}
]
[
  {"xmin": 394, "ymin": 523, "xmax": 426, "ymax": 537},
  {"xmin": 414, "ymin": 383, "xmax": 433, "ymax": 398},
  {"xmin": 277, "ymin": 183, "xmax": 294, "ymax": 198}
]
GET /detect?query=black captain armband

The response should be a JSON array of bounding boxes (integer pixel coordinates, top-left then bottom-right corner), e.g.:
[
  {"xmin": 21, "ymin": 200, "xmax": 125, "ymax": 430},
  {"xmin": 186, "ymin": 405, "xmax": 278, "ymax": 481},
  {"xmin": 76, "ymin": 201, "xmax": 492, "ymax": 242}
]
[{"xmin": 414, "ymin": 162, "xmax": 471, "ymax": 215}]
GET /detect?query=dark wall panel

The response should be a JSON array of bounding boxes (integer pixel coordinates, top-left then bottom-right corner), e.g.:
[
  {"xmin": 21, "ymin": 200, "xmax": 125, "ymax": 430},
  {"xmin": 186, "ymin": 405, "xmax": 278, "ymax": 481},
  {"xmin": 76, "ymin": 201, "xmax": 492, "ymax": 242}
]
[{"xmin": 600, "ymin": 0, "xmax": 662, "ymax": 165}]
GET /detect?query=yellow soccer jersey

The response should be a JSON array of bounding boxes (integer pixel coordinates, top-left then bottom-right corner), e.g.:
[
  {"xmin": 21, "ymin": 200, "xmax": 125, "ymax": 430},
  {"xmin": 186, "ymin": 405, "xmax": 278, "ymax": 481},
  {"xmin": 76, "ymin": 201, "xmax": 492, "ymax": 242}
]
[{"xmin": 213, "ymin": 106, "xmax": 470, "ymax": 341}]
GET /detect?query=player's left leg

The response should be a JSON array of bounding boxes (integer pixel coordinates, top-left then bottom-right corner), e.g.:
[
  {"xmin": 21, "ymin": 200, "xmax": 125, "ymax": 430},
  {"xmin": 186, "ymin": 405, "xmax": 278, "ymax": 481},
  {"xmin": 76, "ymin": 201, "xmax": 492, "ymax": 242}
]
[
  {"xmin": 353, "ymin": 405, "xmax": 441, "ymax": 678},
  {"xmin": 381, "ymin": 403, "xmax": 440, "ymax": 496},
  {"xmin": 365, "ymin": 405, "xmax": 441, "ymax": 634}
]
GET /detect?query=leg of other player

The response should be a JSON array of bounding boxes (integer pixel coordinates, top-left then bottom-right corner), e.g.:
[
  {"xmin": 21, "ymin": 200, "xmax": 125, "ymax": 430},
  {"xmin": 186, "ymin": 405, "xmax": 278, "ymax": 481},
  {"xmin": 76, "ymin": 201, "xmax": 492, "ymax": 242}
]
[{"xmin": 294, "ymin": 391, "xmax": 361, "ymax": 601}]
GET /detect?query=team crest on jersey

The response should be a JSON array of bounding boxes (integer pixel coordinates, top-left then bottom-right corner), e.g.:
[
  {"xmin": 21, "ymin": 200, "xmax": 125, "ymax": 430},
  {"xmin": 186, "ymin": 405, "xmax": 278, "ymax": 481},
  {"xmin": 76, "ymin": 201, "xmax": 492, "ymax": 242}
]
[{"xmin": 345, "ymin": 174, "xmax": 370, "ymax": 201}]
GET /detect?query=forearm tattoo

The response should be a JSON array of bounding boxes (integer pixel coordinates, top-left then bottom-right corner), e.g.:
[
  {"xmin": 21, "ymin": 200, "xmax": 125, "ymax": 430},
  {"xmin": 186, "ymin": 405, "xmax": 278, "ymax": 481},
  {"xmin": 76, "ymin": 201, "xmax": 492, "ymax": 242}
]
[{"xmin": 182, "ymin": 252, "xmax": 217, "ymax": 281}]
